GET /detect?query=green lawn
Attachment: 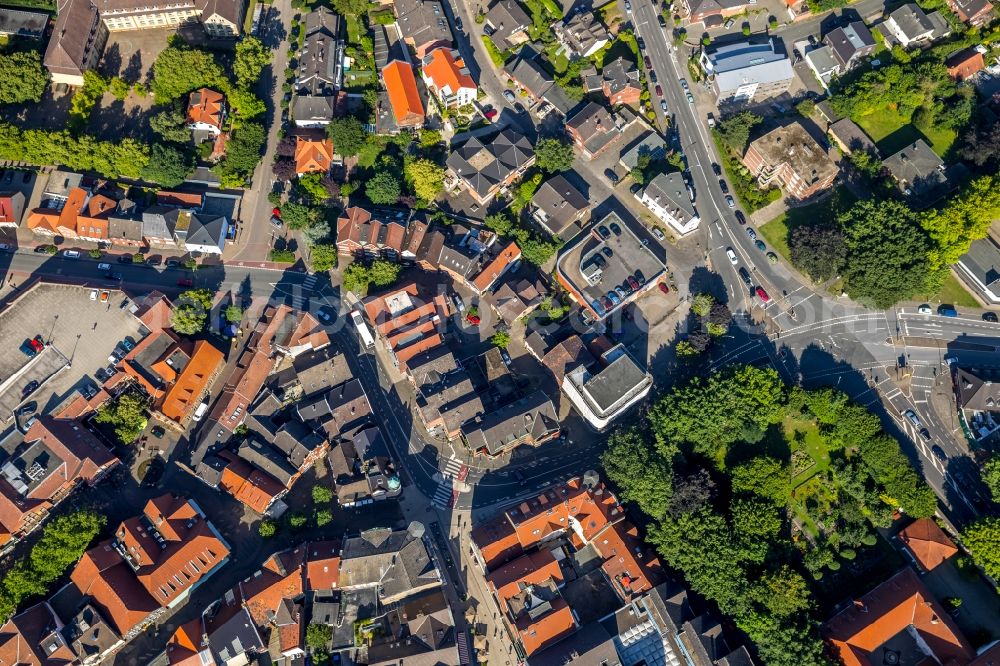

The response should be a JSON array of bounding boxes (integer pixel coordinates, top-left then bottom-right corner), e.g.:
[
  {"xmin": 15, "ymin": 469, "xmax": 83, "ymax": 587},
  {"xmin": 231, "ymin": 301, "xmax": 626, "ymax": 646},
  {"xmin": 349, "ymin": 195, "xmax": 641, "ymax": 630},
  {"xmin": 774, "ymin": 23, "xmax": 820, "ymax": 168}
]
[
  {"xmin": 854, "ymin": 106, "xmax": 956, "ymax": 158},
  {"xmin": 759, "ymin": 187, "xmax": 857, "ymax": 261},
  {"xmin": 786, "ymin": 415, "xmax": 831, "ymax": 487},
  {"xmin": 915, "ymin": 273, "xmax": 980, "ymax": 307}
]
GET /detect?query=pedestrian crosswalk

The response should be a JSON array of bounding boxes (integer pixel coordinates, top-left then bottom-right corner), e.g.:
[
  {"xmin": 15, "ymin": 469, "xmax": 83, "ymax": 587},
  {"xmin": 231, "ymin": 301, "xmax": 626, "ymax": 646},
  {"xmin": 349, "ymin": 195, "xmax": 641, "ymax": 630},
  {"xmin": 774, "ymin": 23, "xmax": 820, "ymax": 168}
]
[
  {"xmin": 441, "ymin": 457, "xmax": 464, "ymax": 479},
  {"xmin": 430, "ymin": 457, "xmax": 467, "ymax": 509},
  {"xmin": 303, "ymin": 275, "xmax": 318, "ymax": 289},
  {"xmin": 431, "ymin": 481, "xmax": 456, "ymax": 509}
]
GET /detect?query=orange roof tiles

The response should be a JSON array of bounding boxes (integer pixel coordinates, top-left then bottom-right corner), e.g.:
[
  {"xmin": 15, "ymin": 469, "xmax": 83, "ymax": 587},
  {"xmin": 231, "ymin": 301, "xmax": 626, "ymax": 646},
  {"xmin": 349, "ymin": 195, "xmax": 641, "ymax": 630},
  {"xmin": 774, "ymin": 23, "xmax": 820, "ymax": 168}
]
[
  {"xmin": 157, "ymin": 191, "xmax": 203, "ymax": 207},
  {"xmin": 488, "ymin": 549, "xmax": 564, "ymax": 611},
  {"xmin": 473, "ymin": 241, "xmax": 521, "ymax": 292},
  {"xmin": 515, "ymin": 599, "xmax": 576, "ymax": 656},
  {"xmin": 306, "ymin": 540, "xmax": 341, "ymax": 590},
  {"xmin": 898, "ymin": 518, "xmax": 958, "ymax": 572},
  {"xmin": 295, "ymin": 136, "xmax": 334, "ymax": 174},
  {"xmin": 239, "ymin": 558, "xmax": 304, "ymax": 626},
  {"xmin": 160, "ymin": 340, "xmax": 225, "ymax": 423},
  {"xmin": 423, "ymin": 47, "xmax": 476, "ymax": 97},
  {"xmin": 946, "ymin": 49, "xmax": 985, "ymax": 81},
  {"xmin": 166, "ymin": 618, "xmax": 206, "ymax": 666},
  {"xmin": 383, "ymin": 60, "xmax": 425, "ymax": 128},
  {"xmin": 822, "ymin": 568, "xmax": 975, "ymax": 666},
  {"xmin": 25, "ymin": 209, "xmax": 60, "ymax": 234},
  {"xmin": 596, "ymin": 521, "xmax": 662, "ymax": 597},
  {"xmin": 186, "ymin": 88, "xmax": 225, "ymax": 130},
  {"xmin": 219, "ymin": 451, "xmax": 284, "ymax": 514}
]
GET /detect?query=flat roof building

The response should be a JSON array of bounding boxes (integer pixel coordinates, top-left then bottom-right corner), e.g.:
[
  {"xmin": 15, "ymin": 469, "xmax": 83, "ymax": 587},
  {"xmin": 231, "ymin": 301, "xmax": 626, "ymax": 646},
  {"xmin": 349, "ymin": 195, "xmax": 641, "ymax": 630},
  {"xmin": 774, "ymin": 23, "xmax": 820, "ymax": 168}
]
[
  {"xmin": 742, "ymin": 122, "xmax": 838, "ymax": 201},
  {"xmin": 700, "ymin": 38, "xmax": 794, "ymax": 105}
]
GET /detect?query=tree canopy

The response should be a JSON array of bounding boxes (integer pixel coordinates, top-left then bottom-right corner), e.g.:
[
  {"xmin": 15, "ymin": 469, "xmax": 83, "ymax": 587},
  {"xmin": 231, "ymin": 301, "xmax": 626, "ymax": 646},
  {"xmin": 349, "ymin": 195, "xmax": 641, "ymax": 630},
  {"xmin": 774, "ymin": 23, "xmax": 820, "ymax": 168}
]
[
  {"xmin": 171, "ymin": 289, "xmax": 213, "ymax": 335},
  {"xmin": 788, "ymin": 224, "xmax": 846, "ymax": 282},
  {"xmin": 214, "ymin": 123, "xmax": 265, "ymax": 187},
  {"xmin": 534, "ymin": 137, "xmax": 575, "ymax": 172},
  {"xmin": 0, "ymin": 50, "xmax": 47, "ymax": 105},
  {"xmin": 233, "ymin": 37, "xmax": 271, "ymax": 88},
  {"xmin": 151, "ymin": 45, "xmax": 226, "ymax": 103},
  {"xmin": 95, "ymin": 393, "xmax": 149, "ymax": 445},
  {"xmin": 149, "ymin": 102, "xmax": 193, "ymax": 143},
  {"xmin": 141, "ymin": 144, "xmax": 194, "ymax": 187},
  {"xmin": 404, "ymin": 158, "xmax": 446, "ymax": 202},
  {"xmin": 962, "ymin": 517, "xmax": 1000, "ymax": 579},
  {"xmin": 326, "ymin": 116, "xmax": 367, "ymax": 157},
  {"xmin": 342, "ymin": 260, "xmax": 401, "ymax": 295},
  {"xmin": 366, "ymin": 171, "xmax": 402, "ymax": 205}
]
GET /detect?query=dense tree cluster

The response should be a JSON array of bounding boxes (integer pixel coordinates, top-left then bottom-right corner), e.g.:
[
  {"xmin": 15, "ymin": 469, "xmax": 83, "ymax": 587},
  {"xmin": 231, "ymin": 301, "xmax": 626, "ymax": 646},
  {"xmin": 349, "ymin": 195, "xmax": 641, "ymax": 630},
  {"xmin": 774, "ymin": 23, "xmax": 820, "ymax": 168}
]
[
  {"xmin": 94, "ymin": 393, "xmax": 148, "ymax": 445},
  {"xmin": 0, "ymin": 50, "xmax": 47, "ymax": 105},
  {"xmin": 214, "ymin": 122, "xmax": 266, "ymax": 187},
  {"xmin": 0, "ymin": 123, "xmax": 149, "ymax": 179},
  {"xmin": 484, "ymin": 211, "xmax": 561, "ymax": 266},
  {"xmin": 0, "ymin": 511, "xmax": 105, "ymax": 621},
  {"xmin": 534, "ymin": 137, "xmax": 575, "ymax": 173},
  {"xmin": 171, "ymin": 289, "xmax": 214, "ymax": 335},
  {"xmin": 603, "ymin": 365, "xmax": 938, "ymax": 665},
  {"xmin": 342, "ymin": 260, "xmax": 401, "ymax": 295}
]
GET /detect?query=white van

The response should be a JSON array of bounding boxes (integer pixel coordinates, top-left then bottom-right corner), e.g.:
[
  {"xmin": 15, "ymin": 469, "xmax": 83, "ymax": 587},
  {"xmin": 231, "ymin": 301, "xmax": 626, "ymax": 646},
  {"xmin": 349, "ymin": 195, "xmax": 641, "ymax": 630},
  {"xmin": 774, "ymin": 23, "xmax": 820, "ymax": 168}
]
[
  {"xmin": 351, "ymin": 311, "xmax": 375, "ymax": 350},
  {"xmin": 192, "ymin": 401, "xmax": 210, "ymax": 421},
  {"xmin": 63, "ymin": 250, "xmax": 81, "ymax": 259}
]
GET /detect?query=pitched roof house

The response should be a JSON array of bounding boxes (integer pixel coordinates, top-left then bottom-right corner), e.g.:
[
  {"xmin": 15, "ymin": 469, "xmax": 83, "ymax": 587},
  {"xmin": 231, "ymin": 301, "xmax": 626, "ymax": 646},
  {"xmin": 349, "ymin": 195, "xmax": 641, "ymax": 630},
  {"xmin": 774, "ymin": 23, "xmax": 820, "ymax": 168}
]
[
  {"xmin": 26, "ymin": 186, "xmax": 117, "ymax": 242},
  {"xmin": 945, "ymin": 47, "xmax": 985, "ymax": 81},
  {"xmin": 43, "ymin": 0, "xmax": 108, "ymax": 86},
  {"xmin": 531, "ymin": 174, "xmax": 589, "ymax": 237},
  {"xmin": 183, "ymin": 212, "xmax": 228, "ymax": 254},
  {"xmin": 336, "ymin": 206, "xmax": 427, "ymax": 259},
  {"xmin": 566, "ymin": 102, "xmax": 625, "ymax": 158},
  {"xmin": 296, "ymin": 7, "xmax": 343, "ymax": 96},
  {"xmin": 0, "ymin": 191, "xmax": 25, "ymax": 227},
  {"xmin": 382, "ymin": 60, "xmax": 425, "ymax": 129},
  {"xmin": 882, "ymin": 139, "xmax": 948, "ymax": 208},
  {"xmin": 71, "ymin": 495, "xmax": 230, "ymax": 638},
  {"xmin": 394, "ymin": 0, "xmax": 453, "ymax": 58},
  {"xmin": 421, "ymin": 47, "xmax": 477, "ymax": 109},
  {"xmin": 897, "ymin": 518, "xmax": 958, "ymax": 572},
  {"xmin": 186, "ymin": 88, "xmax": 226, "ymax": 136},
  {"xmin": 483, "ymin": 0, "xmax": 531, "ymax": 50},
  {"xmin": 339, "ymin": 524, "xmax": 441, "ymax": 603},
  {"xmin": 0, "ymin": 416, "xmax": 119, "ymax": 546},
  {"xmin": 447, "ymin": 127, "xmax": 535, "ymax": 204},
  {"xmin": 947, "ymin": 0, "xmax": 994, "ymax": 25},
  {"xmin": 823, "ymin": 21, "xmax": 876, "ymax": 70},
  {"xmin": 504, "ymin": 45, "xmax": 573, "ymax": 116},
  {"xmin": 601, "ymin": 56, "xmax": 642, "ymax": 107},
  {"xmin": 885, "ymin": 4, "xmax": 949, "ymax": 47},
  {"xmin": 553, "ymin": 10, "xmax": 609, "ymax": 58},
  {"xmin": 294, "ymin": 136, "xmax": 335, "ymax": 175},
  {"xmin": 683, "ymin": 0, "xmax": 753, "ymax": 23},
  {"xmin": 460, "ymin": 389, "xmax": 559, "ymax": 456}
]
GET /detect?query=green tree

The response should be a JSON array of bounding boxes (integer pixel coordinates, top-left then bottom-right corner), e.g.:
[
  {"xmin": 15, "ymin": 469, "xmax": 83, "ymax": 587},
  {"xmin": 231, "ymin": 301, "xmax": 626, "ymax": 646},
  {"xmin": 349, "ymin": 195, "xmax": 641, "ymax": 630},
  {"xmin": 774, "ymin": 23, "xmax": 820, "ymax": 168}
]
[
  {"xmin": 306, "ymin": 623, "xmax": 333, "ymax": 650},
  {"xmin": 298, "ymin": 172, "xmax": 330, "ymax": 202},
  {"xmin": 302, "ymin": 219, "xmax": 331, "ymax": 245},
  {"xmin": 921, "ymin": 175, "xmax": 1000, "ymax": 270},
  {"xmin": 731, "ymin": 497, "xmax": 782, "ymax": 541},
  {"xmin": 366, "ymin": 171, "xmax": 401, "ymax": 204},
  {"xmin": 95, "ymin": 393, "xmax": 148, "ymax": 445},
  {"xmin": 311, "ymin": 244, "xmax": 337, "ymax": 272},
  {"xmin": 490, "ymin": 331, "xmax": 511, "ymax": 348},
  {"xmin": 419, "ymin": 129, "xmax": 442, "ymax": 149},
  {"xmin": 0, "ymin": 50, "xmax": 47, "ymax": 105},
  {"xmin": 149, "ymin": 102, "xmax": 193, "ymax": 143},
  {"xmin": 312, "ymin": 484, "xmax": 333, "ymax": 503},
  {"xmin": 326, "ymin": 116, "xmax": 367, "ymax": 157},
  {"xmin": 152, "ymin": 45, "xmax": 226, "ymax": 103},
  {"xmin": 288, "ymin": 512, "xmax": 308, "ymax": 529},
  {"xmin": 233, "ymin": 37, "xmax": 272, "ymax": 88},
  {"xmin": 109, "ymin": 76, "xmax": 130, "ymax": 100},
  {"xmin": 171, "ymin": 289, "xmax": 213, "ymax": 335},
  {"xmin": 519, "ymin": 236, "xmax": 560, "ymax": 266},
  {"xmin": 788, "ymin": 224, "xmax": 846, "ymax": 282},
  {"xmin": 214, "ymin": 122, "xmax": 265, "ymax": 187},
  {"xmin": 962, "ymin": 517, "xmax": 1000, "ymax": 579},
  {"xmin": 751, "ymin": 566, "xmax": 812, "ymax": 618},
  {"xmin": 259, "ymin": 519, "xmax": 277, "ymax": 537},
  {"xmin": 601, "ymin": 428, "xmax": 674, "ymax": 519},
  {"xmin": 404, "ymin": 158, "xmax": 446, "ymax": 202},
  {"xmin": 484, "ymin": 212, "xmax": 513, "ymax": 236},
  {"xmin": 332, "ymin": 0, "xmax": 371, "ymax": 15},
  {"xmin": 535, "ymin": 137, "xmax": 576, "ymax": 172},
  {"xmin": 141, "ymin": 144, "xmax": 194, "ymax": 187},
  {"xmin": 281, "ymin": 201, "xmax": 320, "ymax": 229},
  {"xmin": 225, "ymin": 305, "xmax": 243, "ymax": 323},
  {"xmin": 227, "ymin": 87, "xmax": 267, "ymax": 120},
  {"xmin": 730, "ymin": 456, "xmax": 790, "ymax": 504},
  {"xmin": 690, "ymin": 292, "xmax": 715, "ymax": 317},
  {"xmin": 316, "ymin": 509, "xmax": 333, "ymax": 526},
  {"xmin": 369, "ymin": 259, "xmax": 401, "ymax": 287},
  {"xmin": 983, "ymin": 456, "xmax": 1000, "ymax": 500},
  {"xmin": 715, "ymin": 111, "xmax": 762, "ymax": 154},
  {"xmin": 342, "ymin": 260, "xmax": 401, "ymax": 295},
  {"xmin": 840, "ymin": 199, "xmax": 933, "ymax": 308}
]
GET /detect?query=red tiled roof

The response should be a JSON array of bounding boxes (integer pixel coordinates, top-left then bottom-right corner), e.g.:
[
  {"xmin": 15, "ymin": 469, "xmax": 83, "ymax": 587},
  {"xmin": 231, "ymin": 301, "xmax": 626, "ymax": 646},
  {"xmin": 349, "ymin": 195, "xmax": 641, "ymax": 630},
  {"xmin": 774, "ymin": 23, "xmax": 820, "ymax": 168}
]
[
  {"xmin": 472, "ymin": 241, "xmax": 521, "ymax": 292},
  {"xmin": 157, "ymin": 191, "xmax": 204, "ymax": 207},
  {"xmin": 822, "ymin": 568, "xmax": 975, "ymax": 666},
  {"xmin": 383, "ymin": 60, "xmax": 425, "ymax": 128},
  {"xmin": 515, "ymin": 599, "xmax": 576, "ymax": 656},
  {"xmin": 166, "ymin": 618, "xmax": 206, "ymax": 666},
  {"xmin": 219, "ymin": 452, "xmax": 284, "ymax": 514},
  {"xmin": 295, "ymin": 136, "xmax": 334, "ymax": 174},
  {"xmin": 160, "ymin": 340, "xmax": 225, "ymax": 423},
  {"xmin": 946, "ymin": 48, "xmax": 985, "ymax": 80},
  {"xmin": 239, "ymin": 556, "xmax": 304, "ymax": 626},
  {"xmin": 186, "ymin": 88, "xmax": 225, "ymax": 130},
  {"xmin": 422, "ymin": 47, "xmax": 476, "ymax": 97},
  {"xmin": 898, "ymin": 518, "xmax": 958, "ymax": 571},
  {"xmin": 306, "ymin": 540, "xmax": 341, "ymax": 590},
  {"xmin": 488, "ymin": 549, "xmax": 564, "ymax": 611}
]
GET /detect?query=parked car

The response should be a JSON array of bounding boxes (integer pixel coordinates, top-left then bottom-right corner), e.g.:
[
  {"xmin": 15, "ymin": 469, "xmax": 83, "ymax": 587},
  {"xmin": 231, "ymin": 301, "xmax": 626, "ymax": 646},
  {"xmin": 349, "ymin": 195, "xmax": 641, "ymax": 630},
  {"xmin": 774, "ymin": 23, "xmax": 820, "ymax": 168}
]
[
  {"xmin": 919, "ymin": 428, "xmax": 931, "ymax": 441},
  {"xmin": 649, "ymin": 69, "xmax": 657, "ymax": 83},
  {"xmin": 636, "ymin": 36, "xmax": 644, "ymax": 49},
  {"xmin": 766, "ymin": 252, "xmax": 778, "ymax": 264},
  {"xmin": 652, "ymin": 228, "xmax": 665, "ymax": 241},
  {"xmin": 937, "ymin": 305, "xmax": 958, "ymax": 317},
  {"xmin": 22, "ymin": 380, "xmax": 39, "ymax": 396},
  {"xmin": 597, "ymin": 225, "xmax": 611, "ymax": 239},
  {"xmin": 89, "ymin": 289, "xmax": 98, "ymax": 300},
  {"xmin": 634, "ymin": 270, "xmax": 646, "ymax": 285},
  {"xmin": 609, "ymin": 223, "xmax": 622, "ymax": 236},
  {"xmin": 466, "ymin": 312, "xmax": 481, "ymax": 326},
  {"xmin": 605, "ymin": 169, "xmax": 619, "ymax": 185},
  {"xmin": 16, "ymin": 402, "xmax": 36, "ymax": 417},
  {"xmin": 166, "ymin": 258, "xmax": 181, "ymax": 268},
  {"xmin": 719, "ymin": 179, "xmax": 728, "ymax": 193},
  {"xmin": 627, "ymin": 276, "xmax": 640, "ymax": 290},
  {"xmin": 500, "ymin": 349, "xmax": 512, "ymax": 367},
  {"xmin": 903, "ymin": 409, "xmax": 921, "ymax": 427},
  {"xmin": 932, "ymin": 445, "xmax": 948, "ymax": 462},
  {"xmin": 711, "ymin": 162, "xmax": 721, "ymax": 176},
  {"xmin": 916, "ymin": 304, "xmax": 933, "ymax": 314},
  {"xmin": 513, "ymin": 102, "xmax": 525, "ymax": 113},
  {"xmin": 99, "ymin": 290, "xmax": 110, "ymax": 302},
  {"xmin": 755, "ymin": 286, "xmax": 770, "ymax": 302},
  {"xmin": 592, "ymin": 253, "xmax": 607, "ymax": 268},
  {"xmin": 725, "ymin": 195, "xmax": 735, "ymax": 208},
  {"xmin": 503, "ymin": 89, "xmax": 516, "ymax": 103},
  {"xmin": 680, "ymin": 78, "xmax": 688, "ymax": 90},
  {"xmin": 118, "ymin": 255, "xmax": 133, "ymax": 264},
  {"xmin": 983, "ymin": 312, "xmax": 998, "ymax": 322},
  {"xmin": 738, "ymin": 267, "xmax": 753, "ymax": 289},
  {"xmin": 602, "ymin": 246, "xmax": 613, "ymax": 258},
  {"xmin": 644, "ymin": 55, "xmax": 652, "ymax": 68},
  {"xmin": 151, "ymin": 425, "xmax": 165, "ymax": 438},
  {"xmin": 624, "ymin": 0, "xmax": 631, "ymax": 10},
  {"xmin": 658, "ymin": 13, "xmax": 667, "ymax": 27},
  {"xmin": 655, "ymin": 84, "xmax": 663, "ymax": 96},
  {"xmin": 33, "ymin": 245, "xmax": 49, "ymax": 253},
  {"xmin": 63, "ymin": 250, "xmax": 80, "ymax": 259},
  {"xmin": 754, "ymin": 240, "xmax": 766, "ymax": 252},
  {"xmin": 734, "ymin": 211, "xmax": 746, "ymax": 225},
  {"xmin": 686, "ymin": 92, "xmax": 694, "ymax": 104},
  {"xmin": 121, "ymin": 338, "xmax": 135, "ymax": 351},
  {"xmin": 724, "ymin": 18, "xmax": 735, "ymax": 28},
  {"xmin": 146, "ymin": 255, "xmax": 162, "ymax": 266},
  {"xmin": 316, "ymin": 307, "xmax": 333, "ymax": 324},
  {"xmin": 615, "ymin": 286, "xmax": 627, "ymax": 298},
  {"xmin": 119, "ymin": 298, "xmax": 130, "ymax": 309},
  {"xmin": 451, "ymin": 293, "xmax": 465, "ymax": 312},
  {"xmin": 660, "ymin": 100, "xmax": 668, "ymax": 112},
  {"xmin": 270, "ymin": 216, "xmax": 283, "ymax": 228},
  {"xmin": 746, "ymin": 228, "xmax": 757, "ymax": 240},
  {"xmin": 726, "ymin": 248, "xmax": 738, "ymax": 265},
  {"xmin": 19, "ymin": 336, "xmax": 44, "ymax": 357},
  {"xmin": 607, "ymin": 291, "xmax": 621, "ymax": 305},
  {"xmin": 658, "ymin": 282, "xmax": 669, "ymax": 294},
  {"xmin": 97, "ymin": 262, "xmax": 111, "ymax": 270}
]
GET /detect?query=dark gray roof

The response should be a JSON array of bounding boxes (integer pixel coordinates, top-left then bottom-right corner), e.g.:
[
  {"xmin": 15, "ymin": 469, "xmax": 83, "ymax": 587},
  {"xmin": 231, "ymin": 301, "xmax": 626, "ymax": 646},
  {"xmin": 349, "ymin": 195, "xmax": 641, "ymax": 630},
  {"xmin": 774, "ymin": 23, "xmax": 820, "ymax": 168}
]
[
  {"xmin": 209, "ymin": 606, "xmax": 265, "ymax": 664},
  {"xmin": 957, "ymin": 367, "xmax": 1000, "ymax": 412},
  {"xmin": 531, "ymin": 174, "xmax": 590, "ymax": 235},
  {"xmin": 305, "ymin": 6, "xmax": 340, "ymax": 37},
  {"xmin": 554, "ymin": 10, "xmax": 608, "ymax": 58},
  {"xmin": 882, "ymin": 139, "xmax": 947, "ymax": 203},
  {"xmin": 505, "ymin": 45, "xmax": 573, "ymax": 114},
  {"xmin": 619, "ymin": 132, "xmax": 667, "ymax": 170},
  {"xmin": 447, "ymin": 127, "xmax": 534, "ymax": 200},
  {"xmin": 395, "ymin": 0, "xmax": 453, "ymax": 50},
  {"xmin": 530, "ymin": 622, "xmax": 619, "ymax": 666},
  {"xmin": 460, "ymin": 389, "xmax": 559, "ymax": 455},
  {"xmin": 293, "ymin": 95, "xmax": 336, "ymax": 123},
  {"xmin": 959, "ymin": 237, "xmax": 1000, "ymax": 292},
  {"xmin": 185, "ymin": 212, "xmax": 227, "ymax": 249},
  {"xmin": 328, "ymin": 439, "xmax": 359, "ymax": 478},
  {"xmin": 581, "ymin": 350, "xmax": 649, "ymax": 412},
  {"xmin": 0, "ymin": 8, "xmax": 47, "ymax": 38},
  {"xmin": 602, "ymin": 56, "xmax": 640, "ymax": 96},
  {"xmin": 43, "ymin": 0, "xmax": 102, "ymax": 78},
  {"xmin": 339, "ymin": 525, "xmax": 440, "ymax": 600},
  {"xmin": 889, "ymin": 4, "xmax": 935, "ymax": 39},
  {"xmin": 418, "ymin": 369, "xmax": 484, "ymax": 435},
  {"xmin": 492, "ymin": 277, "xmax": 547, "ymax": 322},
  {"xmin": 238, "ymin": 438, "xmax": 298, "ymax": 486},
  {"xmin": 566, "ymin": 101, "xmax": 619, "ymax": 156},
  {"xmin": 829, "ymin": 118, "xmax": 878, "ymax": 156},
  {"xmin": 484, "ymin": 0, "xmax": 530, "ymax": 49},
  {"xmin": 824, "ymin": 21, "xmax": 875, "ymax": 67},
  {"xmin": 642, "ymin": 172, "xmax": 697, "ymax": 228},
  {"xmin": 272, "ymin": 420, "xmax": 325, "ymax": 468},
  {"xmin": 293, "ymin": 345, "xmax": 352, "ymax": 397},
  {"xmin": 325, "ymin": 378, "xmax": 372, "ymax": 434}
]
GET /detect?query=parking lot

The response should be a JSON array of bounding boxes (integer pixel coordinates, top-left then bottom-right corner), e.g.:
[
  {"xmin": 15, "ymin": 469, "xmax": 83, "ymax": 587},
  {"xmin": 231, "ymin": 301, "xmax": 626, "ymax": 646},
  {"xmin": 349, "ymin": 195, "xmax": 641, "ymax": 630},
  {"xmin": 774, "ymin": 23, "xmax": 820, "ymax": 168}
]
[{"xmin": 0, "ymin": 283, "xmax": 143, "ymax": 424}]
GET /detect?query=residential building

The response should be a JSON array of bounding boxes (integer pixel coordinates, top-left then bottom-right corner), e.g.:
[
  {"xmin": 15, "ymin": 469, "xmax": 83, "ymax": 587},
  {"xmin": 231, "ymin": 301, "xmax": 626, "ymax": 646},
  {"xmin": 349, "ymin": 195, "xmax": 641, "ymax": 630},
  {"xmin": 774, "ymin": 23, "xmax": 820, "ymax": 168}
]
[
  {"xmin": 382, "ymin": 59, "xmax": 425, "ymax": 130},
  {"xmin": 824, "ymin": 21, "xmax": 876, "ymax": 70},
  {"xmin": 182, "ymin": 211, "xmax": 228, "ymax": 254},
  {"xmin": 340, "ymin": 524, "xmax": 442, "ymax": 603},
  {"xmin": 295, "ymin": 135, "xmax": 334, "ymax": 175},
  {"xmin": 957, "ymin": 238, "xmax": 1000, "ymax": 305},
  {"xmin": 683, "ymin": 0, "xmax": 753, "ymax": 23},
  {"xmin": 504, "ymin": 45, "xmax": 573, "ymax": 116},
  {"xmin": 805, "ymin": 45, "xmax": 841, "ymax": 90},
  {"xmin": 43, "ymin": 0, "xmax": 108, "ymax": 86},
  {"xmin": 415, "ymin": 362, "xmax": 484, "ymax": 440},
  {"xmin": 599, "ymin": 56, "xmax": 642, "ymax": 106},
  {"xmin": 531, "ymin": 174, "xmax": 590, "ymax": 236},
  {"xmin": 821, "ymin": 567, "xmax": 1000, "ymax": 666},
  {"xmin": 946, "ymin": 47, "xmax": 985, "ymax": 81},
  {"xmin": 743, "ymin": 122, "xmax": 838, "ymax": 201},
  {"xmin": 619, "ymin": 132, "xmax": 666, "ymax": 170},
  {"xmin": 393, "ymin": 0, "xmax": 453, "ymax": 58},
  {"xmin": 0, "ymin": 8, "xmax": 47, "ymax": 39},
  {"xmin": 947, "ymin": 0, "xmax": 994, "ymax": 26},
  {"xmin": 700, "ymin": 38, "xmax": 794, "ymax": 105},
  {"xmin": 296, "ymin": 7, "xmax": 344, "ymax": 96},
  {"xmin": 336, "ymin": 206, "xmax": 426, "ymax": 259},
  {"xmin": 293, "ymin": 95, "xmax": 338, "ymax": 127},
  {"xmin": 884, "ymin": 4, "xmax": 947, "ymax": 47},
  {"xmin": 26, "ymin": 186, "xmax": 118, "ymax": 242},
  {"xmin": 71, "ymin": 495, "xmax": 231, "ymax": 640},
  {"xmin": 828, "ymin": 118, "xmax": 878, "ymax": 156},
  {"xmin": 881, "ymin": 139, "xmax": 948, "ymax": 207},
  {"xmin": 422, "ymin": 47, "xmax": 477, "ymax": 109},
  {"xmin": 471, "ymin": 476, "xmax": 664, "ymax": 657},
  {"xmin": 954, "ymin": 366, "xmax": 1000, "ymax": 439},
  {"xmin": 566, "ymin": 102, "xmax": 629, "ymax": 158},
  {"xmin": 0, "ymin": 191, "xmax": 25, "ymax": 227},
  {"xmin": 461, "ymin": 390, "xmax": 559, "ymax": 456},
  {"xmin": 897, "ymin": 518, "xmax": 958, "ymax": 572},
  {"xmin": 363, "ymin": 283, "xmax": 451, "ymax": 373},
  {"xmin": 553, "ymin": 10, "xmax": 609, "ymax": 59},
  {"xmin": 0, "ymin": 417, "xmax": 119, "ymax": 547},
  {"xmin": 484, "ymin": 0, "xmax": 531, "ymax": 50},
  {"xmin": 640, "ymin": 171, "xmax": 700, "ymax": 236},
  {"xmin": 0, "ymin": 602, "xmax": 88, "ymax": 664},
  {"xmin": 562, "ymin": 343, "xmax": 653, "ymax": 430},
  {"xmin": 447, "ymin": 127, "xmax": 534, "ymax": 204},
  {"xmin": 186, "ymin": 88, "xmax": 226, "ymax": 136}
]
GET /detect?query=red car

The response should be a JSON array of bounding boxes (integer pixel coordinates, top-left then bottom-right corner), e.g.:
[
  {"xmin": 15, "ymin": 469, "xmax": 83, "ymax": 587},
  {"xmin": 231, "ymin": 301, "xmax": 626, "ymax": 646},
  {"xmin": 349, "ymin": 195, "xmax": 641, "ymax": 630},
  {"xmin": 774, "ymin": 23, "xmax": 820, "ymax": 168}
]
[
  {"xmin": 658, "ymin": 282, "xmax": 669, "ymax": 294},
  {"xmin": 484, "ymin": 109, "xmax": 498, "ymax": 120},
  {"xmin": 756, "ymin": 286, "xmax": 770, "ymax": 302},
  {"xmin": 466, "ymin": 313, "xmax": 481, "ymax": 326},
  {"xmin": 272, "ymin": 207, "xmax": 281, "ymax": 217},
  {"xmin": 655, "ymin": 84, "xmax": 663, "ymax": 96},
  {"xmin": 177, "ymin": 278, "xmax": 194, "ymax": 287}
]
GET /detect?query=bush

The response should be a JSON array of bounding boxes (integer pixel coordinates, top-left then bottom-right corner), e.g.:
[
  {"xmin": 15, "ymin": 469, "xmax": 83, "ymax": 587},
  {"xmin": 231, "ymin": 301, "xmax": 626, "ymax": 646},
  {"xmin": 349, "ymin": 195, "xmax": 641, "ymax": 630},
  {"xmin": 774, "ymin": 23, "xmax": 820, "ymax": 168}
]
[
  {"xmin": 269, "ymin": 249, "xmax": 296, "ymax": 262},
  {"xmin": 259, "ymin": 519, "xmax": 277, "ymax": 538},
  {"xmin": 44, "ymin": 244, "xmax": 57, "ymax": 254},
  {"xmin": 490, "ymin": 331, "xmax": 511, "ymax": 348},
  {"xmin": 88, "ymin": 249, "xmax": 102, "ymax": 259},
  {"xmin": 132, "ymin": 252, "xmax": 145, "ymax": 263},
  {"xmin": 316, "ymin": 509, "xmax": 333, "ymax": 526},
  {"xmin": 482, "ymin": 35, "xmax": 508, "ymax": 67},
  {"xmin": 288, "ymin": 512, "xmax": 308, "ymax": 529},
  {"xmin": 312, "ymin": 484, "xmax": 333, "ymax": 503}
]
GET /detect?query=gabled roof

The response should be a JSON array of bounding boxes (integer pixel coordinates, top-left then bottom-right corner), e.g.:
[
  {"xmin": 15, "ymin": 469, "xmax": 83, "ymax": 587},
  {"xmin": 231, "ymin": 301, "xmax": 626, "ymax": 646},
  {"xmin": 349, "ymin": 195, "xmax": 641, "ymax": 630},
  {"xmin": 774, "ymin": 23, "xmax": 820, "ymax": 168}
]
[
  {"xmin": 473, "ymin": 240, "xmax": 521, "ymax": 292},
  {"xmin": 160, "ymin": 340, "xmax": 225, "ymax": 423},
  {"xmin": 461, "ymin": 390, "xmax": 559, "ymax": 455},
  {"xmin": 422, "ymin": 47, "xmax": 476, "ymax": 95},
  {"xmin": 186, "ymin": 88, "xmax": 226, "ymax": 129},
  {"xmin": 184, "ymin": 212, "xmax": 228, "ymax": 249},
  {"xmin": 0, "ymin": 602, "xmax": 78, "ymax": 665},
  {"xmin": 43, "ymin": 0, "xmax": 102, "ymax": 77},
  {"xmin": 898, "ymin": 518, "xmax": 958, "ymax": 571},
  {"xmin": 339, "ymin": 525, "xmax": 440, "ymax": 600},
  {"xmin": 395, "ymin": 0, "xmax": 453, "ymax": 52},
  {"xmin": 484, "ymin": 0, "xmax": 531, "ymax": 48},
  {"xmin": 383, "ymin": 60, "xmax": 425, "ymax": 127},
  {"xmin": 295, "ymin": 136, "xmax": 334, "ymax": 174}
]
